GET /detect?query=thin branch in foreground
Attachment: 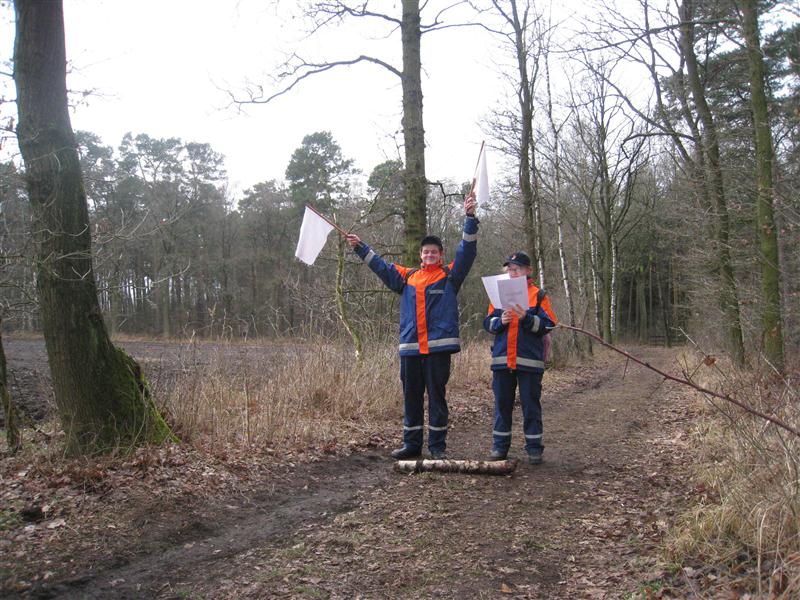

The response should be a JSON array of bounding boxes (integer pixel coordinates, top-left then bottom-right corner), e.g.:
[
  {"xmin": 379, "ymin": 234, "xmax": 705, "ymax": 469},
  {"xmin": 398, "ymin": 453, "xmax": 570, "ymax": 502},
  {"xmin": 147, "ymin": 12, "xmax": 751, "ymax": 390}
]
[{"xmin": 558, "ymin": 324, "xmax": 800, "ymax": 438}]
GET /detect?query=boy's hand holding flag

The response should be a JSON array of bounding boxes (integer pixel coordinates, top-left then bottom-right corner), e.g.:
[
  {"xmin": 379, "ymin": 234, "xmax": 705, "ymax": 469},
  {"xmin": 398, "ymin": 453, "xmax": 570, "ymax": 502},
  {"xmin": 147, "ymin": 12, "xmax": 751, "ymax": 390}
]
[{"xmin": 295, "ymin": 142, "xmax": 487, "ymax": 266}]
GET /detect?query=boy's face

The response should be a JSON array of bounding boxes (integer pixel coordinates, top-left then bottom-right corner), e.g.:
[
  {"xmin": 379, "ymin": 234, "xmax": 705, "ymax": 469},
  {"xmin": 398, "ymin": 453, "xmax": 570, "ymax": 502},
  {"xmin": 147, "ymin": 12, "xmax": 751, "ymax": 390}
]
[
  {"xmin": 420, "ymin": 244, "xmax": 443, "ymax": 266},
  {"xmin": 505, "ymin": 264, "xmax": 532, "ymax": 279}
]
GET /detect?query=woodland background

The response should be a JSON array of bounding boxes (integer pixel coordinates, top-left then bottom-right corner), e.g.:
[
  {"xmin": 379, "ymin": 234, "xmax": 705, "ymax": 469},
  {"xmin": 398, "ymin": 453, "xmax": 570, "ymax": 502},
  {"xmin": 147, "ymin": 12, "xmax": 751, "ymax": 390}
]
[
  {"xmin": 1, "ymin": 1, "xmax": 800, "ymax": 597},
  {"xmin": 1, "ymin": 1, "xmax": 798, "ymax": 365}
]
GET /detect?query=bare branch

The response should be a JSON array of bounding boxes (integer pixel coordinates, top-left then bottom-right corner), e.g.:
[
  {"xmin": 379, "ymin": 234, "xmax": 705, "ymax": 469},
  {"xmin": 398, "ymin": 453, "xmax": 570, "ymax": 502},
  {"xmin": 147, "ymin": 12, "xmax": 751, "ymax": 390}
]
[
  {"xmin": 559, "ymin": 324, "xmax": 800, "ymax": 438},
  {"xmin": 303, "ymin": 1, "xmax": 402, "ymax": 28},
  {"xmin": 229, "ymin": 54, "xmax": 401, "ymax": 107}
]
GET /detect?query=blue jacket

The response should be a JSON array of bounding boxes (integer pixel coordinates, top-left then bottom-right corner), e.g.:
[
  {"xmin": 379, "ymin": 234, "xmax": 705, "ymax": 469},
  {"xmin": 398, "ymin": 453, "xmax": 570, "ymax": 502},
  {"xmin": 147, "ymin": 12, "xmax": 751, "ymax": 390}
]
[
  {"xmin": 354, "ymin": 216, "xmax": 478, "ymax": 356},
  {"xmin": 484, "ymin": 279, "xmax": 557, "ymax": 372}
]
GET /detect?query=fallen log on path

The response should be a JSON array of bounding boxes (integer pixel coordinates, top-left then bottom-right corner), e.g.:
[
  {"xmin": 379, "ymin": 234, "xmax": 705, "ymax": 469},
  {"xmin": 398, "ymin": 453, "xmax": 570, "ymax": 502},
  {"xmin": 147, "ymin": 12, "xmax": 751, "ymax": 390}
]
[{"xmin": 393, "ymin": 458, "xmax": 518, "ymax": 475}]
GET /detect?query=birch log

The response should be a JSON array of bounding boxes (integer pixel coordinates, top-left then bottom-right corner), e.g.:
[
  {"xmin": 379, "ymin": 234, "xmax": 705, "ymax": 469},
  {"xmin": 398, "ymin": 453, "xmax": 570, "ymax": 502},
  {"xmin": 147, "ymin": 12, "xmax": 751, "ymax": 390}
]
[{"xmin": 394, "ymin": 459, "xmax": 518, "ymax": 475}]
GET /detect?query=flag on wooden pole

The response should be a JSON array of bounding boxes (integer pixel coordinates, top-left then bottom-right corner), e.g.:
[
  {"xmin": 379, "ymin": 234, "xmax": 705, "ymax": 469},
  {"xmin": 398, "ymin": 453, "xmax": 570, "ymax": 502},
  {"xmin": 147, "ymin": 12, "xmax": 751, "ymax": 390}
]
[
  {"xmin": 295, "ymin": 205, "xmax": 335, "ymax": 265},
  {"xmin": 475, "ymin": 145, "xmax": 489, "ymax": 206}
]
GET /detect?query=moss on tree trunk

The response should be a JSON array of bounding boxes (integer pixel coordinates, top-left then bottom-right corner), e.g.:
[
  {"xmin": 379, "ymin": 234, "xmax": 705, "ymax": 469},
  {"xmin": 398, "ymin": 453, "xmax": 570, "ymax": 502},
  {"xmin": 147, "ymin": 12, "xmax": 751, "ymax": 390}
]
[{"xmin": 13, "ymin": 0, "xmax": 175, "ymax": 455}]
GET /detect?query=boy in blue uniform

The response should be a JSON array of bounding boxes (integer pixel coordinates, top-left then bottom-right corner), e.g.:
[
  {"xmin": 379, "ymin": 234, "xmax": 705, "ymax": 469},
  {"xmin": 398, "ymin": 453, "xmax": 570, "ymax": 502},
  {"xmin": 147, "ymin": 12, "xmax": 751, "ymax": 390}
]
[
  {"xmin": 347, "ymin": 194, "xmax": 478, "ymax": 460},
  {"xmin": 483, "ymin": 251, "xmax": 557, "ymax": 464}
]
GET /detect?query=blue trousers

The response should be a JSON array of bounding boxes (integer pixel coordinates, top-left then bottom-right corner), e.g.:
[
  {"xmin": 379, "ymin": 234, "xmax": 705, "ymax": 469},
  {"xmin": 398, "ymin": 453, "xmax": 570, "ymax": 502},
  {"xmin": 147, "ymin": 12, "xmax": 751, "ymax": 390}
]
[
  {"xmin": 400, "ymin": 353, "xmax": 451, "ymax": 452},
  {"xmin": 491, "ymin": 369, "xmax": 544, "ymax": 454}
]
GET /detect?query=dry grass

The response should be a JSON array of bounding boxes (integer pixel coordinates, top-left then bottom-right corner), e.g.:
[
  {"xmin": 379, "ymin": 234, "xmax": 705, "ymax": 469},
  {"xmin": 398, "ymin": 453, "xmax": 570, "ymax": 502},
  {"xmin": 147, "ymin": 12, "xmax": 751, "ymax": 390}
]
[
  {"xmin": 667, "ymin": 350, "xmax": 800, "ymax": 598},
  {"xmin": 451, "ymin": 340, "xmax": 493, "ymax": 389},
  {"xmin": 157, "ymin": 338, "xmax": 497, "ymax": 453},
  {"xmin": 158, "ymin": 337, "xmax": 404, "ymax": 452}
]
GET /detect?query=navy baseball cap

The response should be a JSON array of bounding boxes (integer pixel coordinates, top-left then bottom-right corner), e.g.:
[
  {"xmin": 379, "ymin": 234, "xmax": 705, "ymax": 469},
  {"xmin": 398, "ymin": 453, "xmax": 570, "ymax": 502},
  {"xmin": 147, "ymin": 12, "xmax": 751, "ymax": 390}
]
[{"xmin": 503, "ymin": 251, "xmax": 531, "ymax": 267}]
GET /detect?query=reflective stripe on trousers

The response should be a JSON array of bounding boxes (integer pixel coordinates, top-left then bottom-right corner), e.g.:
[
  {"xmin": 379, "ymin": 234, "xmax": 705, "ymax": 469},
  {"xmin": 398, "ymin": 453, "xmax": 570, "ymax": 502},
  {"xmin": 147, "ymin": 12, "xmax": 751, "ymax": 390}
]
[
  {"xmin": 491, "ymin": 368, "xmax": 544, "ymax": 453},
  {"xmin": 400, "ymin": 353, "xmax": 451, "ymax": 452}
]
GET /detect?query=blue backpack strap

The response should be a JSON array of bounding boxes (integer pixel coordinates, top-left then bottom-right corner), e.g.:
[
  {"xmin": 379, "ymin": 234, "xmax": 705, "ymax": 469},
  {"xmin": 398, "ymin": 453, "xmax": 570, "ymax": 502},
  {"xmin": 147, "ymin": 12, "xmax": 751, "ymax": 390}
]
[
  {"xmin": 398, "ymin": 268, "xmax": 418, "ymax": 294},
  {"xmin": 535, "ymin": 287, "xmax": 547, "ymax": 310},
  {"xmin": 403, "ymin": 268, "xmax": 419, "ymax": 284}
]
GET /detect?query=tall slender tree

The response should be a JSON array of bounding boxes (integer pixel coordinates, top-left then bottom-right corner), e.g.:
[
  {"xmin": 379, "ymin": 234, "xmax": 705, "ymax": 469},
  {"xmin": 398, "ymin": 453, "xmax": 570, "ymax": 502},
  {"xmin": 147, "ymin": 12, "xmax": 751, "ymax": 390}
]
[
  {"xmin": 678, "ymin": 0, "xmax": 745, "ymax": 364},
  {"xmin": 13, "ymin": 0, "xmax": 173, "ymax": 455},
  {"xmin": 740, "ymin": 0, "xmax": 784, "ymax": 372},
  {"xmin": 234, "ymin": 1, "xmax": 469, "ymax": 264}
]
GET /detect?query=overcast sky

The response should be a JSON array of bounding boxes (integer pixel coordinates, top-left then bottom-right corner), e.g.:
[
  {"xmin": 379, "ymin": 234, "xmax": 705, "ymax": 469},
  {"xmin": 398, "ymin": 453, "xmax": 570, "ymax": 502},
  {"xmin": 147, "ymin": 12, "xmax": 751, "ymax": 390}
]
[{"xmin": 0, "ymin": 1, "xmax": 589, "ymax": 195}]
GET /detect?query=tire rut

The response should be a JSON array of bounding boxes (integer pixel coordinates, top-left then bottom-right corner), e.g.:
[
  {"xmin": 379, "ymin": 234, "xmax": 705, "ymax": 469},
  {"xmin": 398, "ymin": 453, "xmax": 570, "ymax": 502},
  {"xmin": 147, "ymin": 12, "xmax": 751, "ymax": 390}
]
[{"xmin": 27, "ymin": 453, "xmax": 390, "ymax": 599}]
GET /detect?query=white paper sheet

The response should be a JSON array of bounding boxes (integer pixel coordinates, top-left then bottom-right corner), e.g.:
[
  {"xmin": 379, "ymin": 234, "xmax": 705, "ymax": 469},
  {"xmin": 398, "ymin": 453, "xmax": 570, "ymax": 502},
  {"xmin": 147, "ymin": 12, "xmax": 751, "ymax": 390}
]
[
  {"xmin": 497, "ymin": 276, "xmax": 529, "ymax": 311},
  {"xmin": 481, "ymin": 273, "xmax": 509, "ymax": 309}
]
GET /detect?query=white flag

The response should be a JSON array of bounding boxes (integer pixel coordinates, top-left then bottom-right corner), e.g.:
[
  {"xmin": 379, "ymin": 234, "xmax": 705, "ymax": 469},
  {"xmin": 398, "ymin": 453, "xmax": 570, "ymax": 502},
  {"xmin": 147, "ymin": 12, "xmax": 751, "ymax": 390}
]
[
  {"xmin": 295, "ymin": 206, "xmax": 335, "ymax": 265},
  {"xmin": 475, "ymin": 146, "xmax": 489, "ymax": 206}
]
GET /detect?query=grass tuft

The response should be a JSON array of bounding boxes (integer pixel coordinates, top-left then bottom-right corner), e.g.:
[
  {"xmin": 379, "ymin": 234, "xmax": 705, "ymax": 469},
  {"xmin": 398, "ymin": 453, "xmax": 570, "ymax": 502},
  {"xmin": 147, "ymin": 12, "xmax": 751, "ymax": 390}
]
[{"xmin": 666, "ymin": 350, "xmax": 800, "ymax": 598}]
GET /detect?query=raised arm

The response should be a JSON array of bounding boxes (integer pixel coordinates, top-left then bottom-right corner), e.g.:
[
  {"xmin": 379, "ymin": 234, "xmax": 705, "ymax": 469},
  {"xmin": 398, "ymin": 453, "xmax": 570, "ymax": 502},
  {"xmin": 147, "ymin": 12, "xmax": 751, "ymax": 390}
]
[
  {"xmin": 448, "ymin": 192, "xmax": 479, "ymax": 291},
  {"xmin": 347, "ymin": 233, "xmax": 407, "ymax": 293}
]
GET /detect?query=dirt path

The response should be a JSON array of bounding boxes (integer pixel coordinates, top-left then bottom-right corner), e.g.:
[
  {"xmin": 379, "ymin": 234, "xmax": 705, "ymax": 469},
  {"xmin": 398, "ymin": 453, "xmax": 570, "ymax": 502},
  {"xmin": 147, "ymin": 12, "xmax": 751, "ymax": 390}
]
[{"xmin": 12, "ymin": 345, "xmax": 695, "ymax": 599}]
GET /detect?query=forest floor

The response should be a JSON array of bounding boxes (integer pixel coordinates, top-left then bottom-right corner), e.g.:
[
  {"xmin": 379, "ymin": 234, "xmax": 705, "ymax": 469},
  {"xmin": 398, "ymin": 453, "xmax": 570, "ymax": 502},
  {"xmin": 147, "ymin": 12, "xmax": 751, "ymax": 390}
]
[{"xmin": 1, "ymin": 338, "xmax": 718, "ymax": 599}]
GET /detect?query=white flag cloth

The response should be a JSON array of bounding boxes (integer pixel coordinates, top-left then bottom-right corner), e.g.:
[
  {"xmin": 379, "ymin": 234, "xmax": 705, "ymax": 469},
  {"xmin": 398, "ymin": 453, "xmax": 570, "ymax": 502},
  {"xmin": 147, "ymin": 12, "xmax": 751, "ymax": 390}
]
[
  {"xmin": 475, "ymin": 146, "xmax": 489, "ymax": 206},
  {"xmin": 295, "ymin": 206, "xmax": 335, "ymax": 265}
]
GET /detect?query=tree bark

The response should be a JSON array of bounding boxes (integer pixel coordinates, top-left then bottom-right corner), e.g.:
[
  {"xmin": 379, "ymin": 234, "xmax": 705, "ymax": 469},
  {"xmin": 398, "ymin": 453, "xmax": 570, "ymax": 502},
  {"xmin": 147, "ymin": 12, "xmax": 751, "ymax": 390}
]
[
  {"xmin": 544, "ymin": 49, "xmax": 580, "ymax": 351},
  {"xmin": 394, "ymin": 458, "xmax": 518, "ymax": 475},
  {"xmin": 1, "ymin": 323, "xmax": 21, "ymax": 454},
  {"xmin": 13, "ymin": 0, "xmax": 174, "ymax": 455},
  {"xmin": 741, "ymin": 0, "xmax": 784, "ymax": 372},
  {"xmin": 401, "ymin": 0, "xmax": 427, "ymax": 265},
  {"xmin": 508, "ymin": 0, "xmax": 539, "ymax": 266},
  {"xmin": 679, "ymin": 0, "xmax": 745, "ymax": 364},
  {"xmin": 588, "ymin": 213, "xmax": 602, "ymax": 335}
]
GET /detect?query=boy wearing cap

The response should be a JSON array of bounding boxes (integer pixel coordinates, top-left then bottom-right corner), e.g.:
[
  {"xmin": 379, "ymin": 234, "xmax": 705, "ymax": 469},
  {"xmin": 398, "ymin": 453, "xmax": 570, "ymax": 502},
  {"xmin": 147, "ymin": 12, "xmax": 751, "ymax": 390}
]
[
  {"xmin": 346, "ymin": 193, "xmax": 478, "ymax": 460},
  {"xmin": 483, "ymin": 251, "xmax": 557, "ymax": 464}
]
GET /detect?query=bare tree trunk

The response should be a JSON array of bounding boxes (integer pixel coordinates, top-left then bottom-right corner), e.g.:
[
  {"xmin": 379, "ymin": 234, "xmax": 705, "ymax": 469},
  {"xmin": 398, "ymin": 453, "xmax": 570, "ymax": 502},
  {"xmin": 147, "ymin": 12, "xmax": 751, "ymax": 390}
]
[
  {"xmin": 544, "ymin": 50, "xmax": 579, "ymax": 350},
  {"xmin": 679, "ymin": 0, "xmax": 745, "ymax": 364},
  {"xmin": 14, "ymin": 0, "xmax": 174, "ymax": 455},
  {"xmin": 161, "ymin": 276, "xmax": 171, "ymax": 338},
  {"xmin": 637, "ymin": 267, "xmax": 647, "ymax": 343},
  {"xmin": 1, "ymin": 323, "xmax": 21, "ymax": 454},
  {"xmin": 588, "ymin": 214, "xmax": 602, "ymax": 335},
  {"xmin": 741, "ymin": 0, "xmax": 784, "ymax": 372},
  {"xmin": 504, "ymin": 0, "xmax": 539, "ymax": 265},
  {"xmin": 108, "ymin": 263, "xmax": 121, "ymax": 337},
  {"xmin": 610, "ymin": 237, "xmax": 618, "ymax": 339},
  {"xmin": 401, "ymin": 0, "xmax": 427, "ymax": 265},
  {"xmin": 533, "ymin": 161, "xmax": 546, "ymax": 287}
]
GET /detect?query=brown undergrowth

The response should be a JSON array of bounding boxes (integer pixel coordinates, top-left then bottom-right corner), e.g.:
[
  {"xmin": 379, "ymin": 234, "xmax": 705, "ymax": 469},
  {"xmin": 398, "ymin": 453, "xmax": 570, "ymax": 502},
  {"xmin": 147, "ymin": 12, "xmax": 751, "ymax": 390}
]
[
  {"xmin": 667, "ymin": 350, "xmax": 800, "ymax": 598},
  {"xmin": 159, "ymin": 337, "xmax": 402, "ymax": 450}
]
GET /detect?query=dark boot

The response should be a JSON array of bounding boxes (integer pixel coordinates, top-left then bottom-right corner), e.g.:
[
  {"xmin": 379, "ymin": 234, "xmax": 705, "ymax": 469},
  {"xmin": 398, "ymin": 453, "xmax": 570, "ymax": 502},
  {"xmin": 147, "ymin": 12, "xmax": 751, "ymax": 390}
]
[
  {"xmin": 527, "ymin": 450, "xmax": 543, "ymax": 465},
  {"xmin": 391, "ymin": 446, "xmax": 421, "ymax": 460},
  {"xmin": 487, "ymin": 449, "xmax": 508, "ymax": 461}
]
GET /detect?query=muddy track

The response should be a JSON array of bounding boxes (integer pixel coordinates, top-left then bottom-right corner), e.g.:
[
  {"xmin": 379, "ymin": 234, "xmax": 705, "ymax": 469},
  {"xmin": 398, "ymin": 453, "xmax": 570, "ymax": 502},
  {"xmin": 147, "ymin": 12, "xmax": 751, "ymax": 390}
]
[
  {"xmin": 27, "ymin": 453, "xmax": 391, "ymax": 599},
  {"xmin": 17, "ymin": 345, "xmax": 694, "ymax": 599}
]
